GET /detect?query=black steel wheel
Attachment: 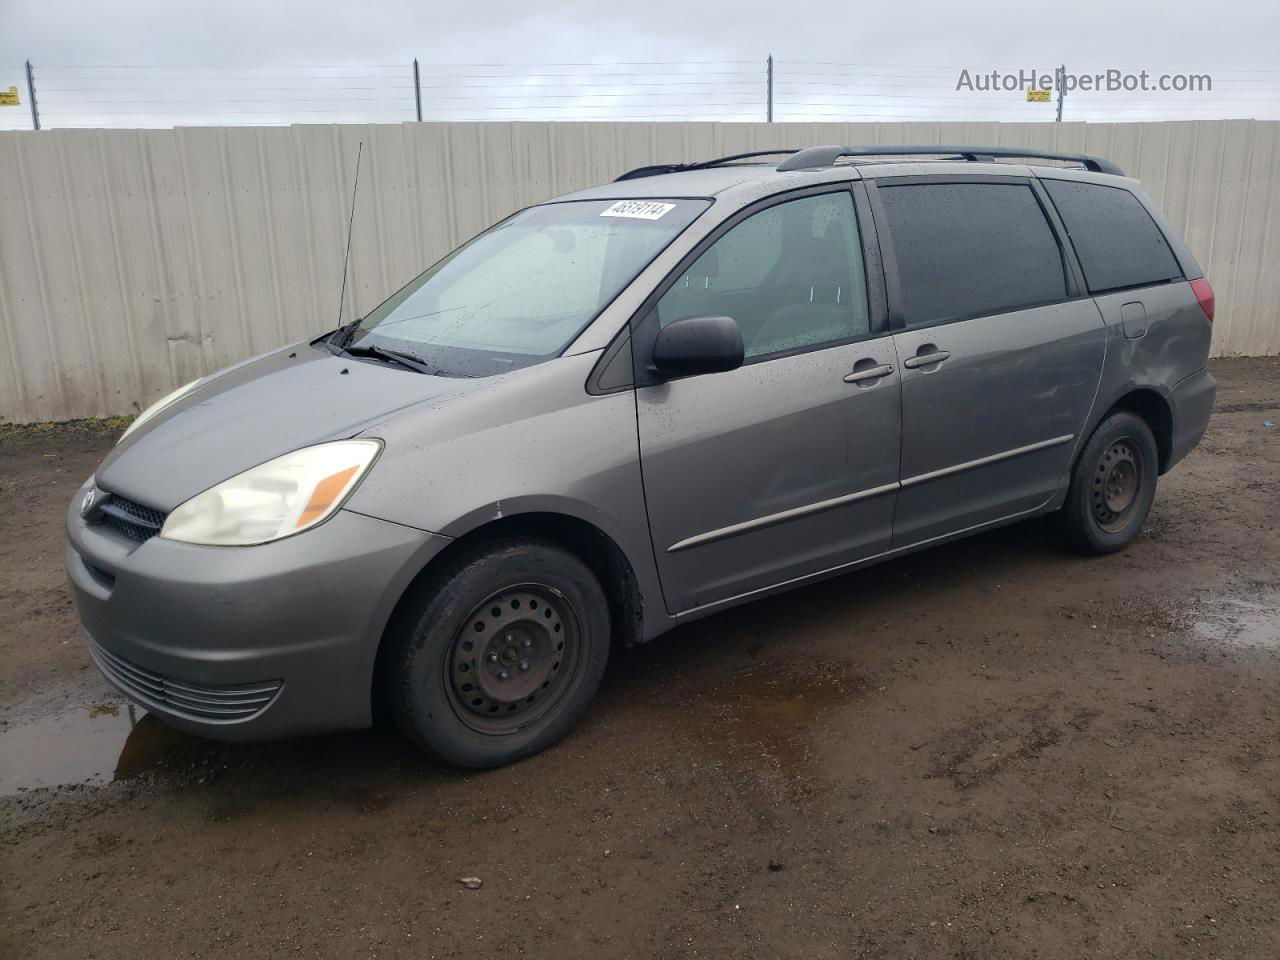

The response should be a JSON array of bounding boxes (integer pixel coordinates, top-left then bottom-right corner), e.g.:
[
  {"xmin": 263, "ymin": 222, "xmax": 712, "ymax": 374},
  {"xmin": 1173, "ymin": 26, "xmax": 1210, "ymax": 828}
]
[
  {"xmin": 446, "ymin": 585, "xmax": 581, "ymax": 735},
  {"xmin": 1059, "ymin": 410, "xmax": 1159, "ymax": 555},
  {"xmin": 385, "ymin": 538, "xmax": 610, "ymax": 769},
  {"xmin": 1090, "ymin": 438, "xmax": 1145, "ymax": 534}
]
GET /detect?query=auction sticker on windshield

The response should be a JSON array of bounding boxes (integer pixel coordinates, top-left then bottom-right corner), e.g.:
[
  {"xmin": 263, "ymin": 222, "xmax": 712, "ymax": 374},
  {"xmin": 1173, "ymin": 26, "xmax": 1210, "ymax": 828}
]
[{"xmin": 600, "ymin": 200, "xmax": 676, "ymax": 220}]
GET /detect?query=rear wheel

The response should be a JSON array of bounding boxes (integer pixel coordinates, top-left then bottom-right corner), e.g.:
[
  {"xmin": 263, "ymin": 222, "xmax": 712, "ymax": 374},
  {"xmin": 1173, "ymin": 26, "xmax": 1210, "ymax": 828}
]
[
  {"xmin": 1059, "ymin": 411, "xmax": 1159, "ymax": 555},
  {"xmin": 386, "ymin": 538, "xmax": 610, "ymax": 768}
]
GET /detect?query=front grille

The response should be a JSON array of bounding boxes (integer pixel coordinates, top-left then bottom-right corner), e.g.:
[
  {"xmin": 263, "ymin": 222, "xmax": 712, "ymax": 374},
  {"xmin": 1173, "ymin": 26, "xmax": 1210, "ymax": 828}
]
[
  {"xmin": 97, "ymin": 494, "xmax": 167, "ymax": 543},
  {"xmin": 89, "ymin": 637, "xmax": 282, "ymax": 723}
]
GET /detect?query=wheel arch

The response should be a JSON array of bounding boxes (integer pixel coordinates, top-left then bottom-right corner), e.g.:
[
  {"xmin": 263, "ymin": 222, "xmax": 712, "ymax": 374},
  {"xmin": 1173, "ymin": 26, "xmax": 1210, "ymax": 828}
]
[
  {"xmin": 371, "ymin": 509, "xmax": 648, "ymax": 720},
  {"xmin": 1108, "ymin": 387, "xmax": 1174, "ymax": 474}
]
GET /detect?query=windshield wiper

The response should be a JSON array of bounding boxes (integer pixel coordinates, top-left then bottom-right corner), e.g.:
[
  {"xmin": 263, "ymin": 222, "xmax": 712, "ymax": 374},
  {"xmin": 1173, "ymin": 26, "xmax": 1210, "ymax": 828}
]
[
  {"xmin": 343, "ymin": 343, "xmax": 438, "ymax": 374},
  {"xmin": 328, "ymin": 315, "xmax": 367, "ymax": 350}
]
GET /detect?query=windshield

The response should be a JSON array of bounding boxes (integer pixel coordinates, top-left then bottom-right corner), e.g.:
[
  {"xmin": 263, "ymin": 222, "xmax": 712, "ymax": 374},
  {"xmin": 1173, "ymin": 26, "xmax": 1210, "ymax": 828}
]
[{"xmin": 347, "ymin": 198, "xmax": 710, "ymax": 377}]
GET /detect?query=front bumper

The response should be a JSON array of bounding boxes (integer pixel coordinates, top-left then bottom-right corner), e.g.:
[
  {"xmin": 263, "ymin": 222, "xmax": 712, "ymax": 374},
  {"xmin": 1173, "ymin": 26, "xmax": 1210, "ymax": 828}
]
[
  {"xmin": 66, "ymin": 483, "xmax": 449, "ymax": 741},
  {"xmin": 1166, "ymin": 367, "xmax": 1217, "ymax": 472}
]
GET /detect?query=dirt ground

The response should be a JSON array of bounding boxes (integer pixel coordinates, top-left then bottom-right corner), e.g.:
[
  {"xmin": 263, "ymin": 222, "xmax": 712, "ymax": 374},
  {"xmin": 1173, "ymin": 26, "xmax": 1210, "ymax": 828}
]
[{"xmin": 1, "ymin": 357, "xmax": 1277, "ymax": 960}]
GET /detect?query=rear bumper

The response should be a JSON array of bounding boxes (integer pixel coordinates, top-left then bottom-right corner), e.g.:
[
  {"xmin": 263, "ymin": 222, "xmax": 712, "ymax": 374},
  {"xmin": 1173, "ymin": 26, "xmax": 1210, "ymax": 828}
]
[
  {"xmin": 67, "ymin": 483, "xmax": 449, "ymax": 741},
  {"xmin": 1166, "ymin": 368, "xmax": 1217, "ymax": 472}
]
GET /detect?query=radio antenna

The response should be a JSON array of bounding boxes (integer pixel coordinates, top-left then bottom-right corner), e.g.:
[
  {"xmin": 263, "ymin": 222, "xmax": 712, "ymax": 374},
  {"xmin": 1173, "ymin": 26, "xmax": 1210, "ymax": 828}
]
[{"xmin": 335, "ymin": 140, "xmax": 363, "ymax": 331}]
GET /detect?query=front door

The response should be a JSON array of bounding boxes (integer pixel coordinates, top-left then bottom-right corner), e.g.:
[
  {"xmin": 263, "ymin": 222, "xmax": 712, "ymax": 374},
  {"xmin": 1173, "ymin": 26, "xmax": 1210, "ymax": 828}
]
[
  {"xmin": 634, "ymin": 188, "xmax": 901, "ymax": 614},
  {"xmin": 871, "ymin": 178, "xmax": 1106, "ymax": 545}
]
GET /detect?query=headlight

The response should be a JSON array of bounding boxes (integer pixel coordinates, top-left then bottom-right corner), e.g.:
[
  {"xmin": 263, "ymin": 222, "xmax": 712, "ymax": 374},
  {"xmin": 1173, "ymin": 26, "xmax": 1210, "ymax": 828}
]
[
  {"xmin": 160, "ymin": 440, "xmax": 382, "ymax": 546},
  {"xmin": 118, "ymin": 378, "xmax": 204, "ymax": 444}
]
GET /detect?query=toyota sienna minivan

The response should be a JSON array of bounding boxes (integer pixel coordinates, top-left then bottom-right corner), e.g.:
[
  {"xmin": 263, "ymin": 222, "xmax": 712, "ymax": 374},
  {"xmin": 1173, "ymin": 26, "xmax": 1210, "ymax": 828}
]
[{"xmin": 67, "ymin": 145, "xmax": 1217, "ymax": 768}]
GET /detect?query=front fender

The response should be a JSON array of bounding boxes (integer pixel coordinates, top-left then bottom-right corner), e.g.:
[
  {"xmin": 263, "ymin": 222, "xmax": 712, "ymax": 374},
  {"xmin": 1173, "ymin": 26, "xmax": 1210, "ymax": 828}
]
[{"xmin": 345, "ymin": 353, "xmax": 669, "ymax": 638}]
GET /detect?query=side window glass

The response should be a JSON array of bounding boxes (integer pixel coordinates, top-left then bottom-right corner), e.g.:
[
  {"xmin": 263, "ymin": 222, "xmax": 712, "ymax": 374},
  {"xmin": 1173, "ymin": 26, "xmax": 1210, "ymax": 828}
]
[
  {"xmin": 877, "ymin": 182, "xmax": 1068, "ymax": 327},
  {"xmin": 657, "ymin": 192, "xmax": 869, "ymax": 360},
  {"xmin": 1042, "ymin": 180, "xmax": 1183, "ymax": 294}
]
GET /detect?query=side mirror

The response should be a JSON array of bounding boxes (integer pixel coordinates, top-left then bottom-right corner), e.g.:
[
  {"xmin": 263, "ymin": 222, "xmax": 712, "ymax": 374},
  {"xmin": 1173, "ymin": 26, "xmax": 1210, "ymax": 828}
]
[{"xmin": 652, "ymin": 316, "xmax": 744, "ymax": 378}]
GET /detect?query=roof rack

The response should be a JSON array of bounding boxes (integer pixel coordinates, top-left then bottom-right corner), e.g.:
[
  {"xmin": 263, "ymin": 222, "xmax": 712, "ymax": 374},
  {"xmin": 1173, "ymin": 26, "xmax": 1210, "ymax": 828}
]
[
  {"xmin": 615, "ymin": 150, "xmax": 799, "ymax": 182},
  {"xmin": 775, "ymin": 144, "xmax": 1125, "ymax": 177}
]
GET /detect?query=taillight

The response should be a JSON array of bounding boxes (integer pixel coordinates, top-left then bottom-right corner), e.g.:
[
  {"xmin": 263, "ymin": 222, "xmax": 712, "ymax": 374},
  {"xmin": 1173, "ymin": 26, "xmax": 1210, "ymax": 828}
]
[{"xmin": 1190, "ymin": 277, "xmax": 1215, "ymax": 322}]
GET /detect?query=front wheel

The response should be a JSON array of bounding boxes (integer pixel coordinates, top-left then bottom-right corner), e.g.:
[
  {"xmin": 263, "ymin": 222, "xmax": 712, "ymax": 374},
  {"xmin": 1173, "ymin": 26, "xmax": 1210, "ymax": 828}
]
[
  {"xmin": 1058, "ymin": 410, "xmax": 1159, "ymax": 555},
  {"xmin": 386, "ymin": 538, "xmax": 610, "ymax": 768}
]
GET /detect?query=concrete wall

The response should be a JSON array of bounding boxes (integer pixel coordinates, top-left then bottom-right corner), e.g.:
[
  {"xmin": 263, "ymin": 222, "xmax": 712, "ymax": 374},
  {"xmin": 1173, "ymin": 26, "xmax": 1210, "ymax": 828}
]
[{"xmin": 1, "ymin": 119, "xmax": 1277, "ymax": 423}]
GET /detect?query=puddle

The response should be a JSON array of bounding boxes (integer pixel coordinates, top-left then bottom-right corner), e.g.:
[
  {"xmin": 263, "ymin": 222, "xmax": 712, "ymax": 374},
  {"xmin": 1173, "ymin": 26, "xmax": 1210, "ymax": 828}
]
[
  {"xmin": 1192, "ymin": 593, "xmax": 1280, "ymax": 649},
  {"xmin": 0, "ymin": 700, "xmax": 188, "ymax": 795},
  {"xmin": 712, "ymin": 661, "xmax": 864, "ymax": 775}
]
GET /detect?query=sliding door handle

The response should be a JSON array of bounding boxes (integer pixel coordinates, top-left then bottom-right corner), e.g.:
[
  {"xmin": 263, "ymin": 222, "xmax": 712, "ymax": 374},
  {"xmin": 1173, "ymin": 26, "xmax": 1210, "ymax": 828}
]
[
  {"xmin": 903, "ymin": 349, "xmax": 951, "ymax": 369},
  {"xmin": 844, "ymin": 363, "xmax": 894, "ymax": 384}
]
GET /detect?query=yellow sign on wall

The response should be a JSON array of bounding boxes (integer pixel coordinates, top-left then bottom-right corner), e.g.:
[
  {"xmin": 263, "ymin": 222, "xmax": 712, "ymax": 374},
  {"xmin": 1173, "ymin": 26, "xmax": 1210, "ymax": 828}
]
[
  {"xmin": 1026, "ymin": 88, "xmax": 1051, "ymax": 103},
  {"xmin": 0, "ymin": 86, "xmax": 20, "ymax": 106}
]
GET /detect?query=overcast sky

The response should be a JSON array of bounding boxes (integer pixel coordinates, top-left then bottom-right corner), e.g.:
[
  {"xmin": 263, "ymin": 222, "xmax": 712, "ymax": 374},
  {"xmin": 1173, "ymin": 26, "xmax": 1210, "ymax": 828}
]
[{"xmin": 2, "ymin": 0, "xmax": 1278, "ymax": 128}]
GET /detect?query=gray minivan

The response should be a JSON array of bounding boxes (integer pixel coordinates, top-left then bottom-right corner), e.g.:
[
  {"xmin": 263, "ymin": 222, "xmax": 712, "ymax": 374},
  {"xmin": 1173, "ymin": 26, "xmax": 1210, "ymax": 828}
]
[{"xmin": 67, "ymin": 145, "xmax": 1217, "ymax": 768}]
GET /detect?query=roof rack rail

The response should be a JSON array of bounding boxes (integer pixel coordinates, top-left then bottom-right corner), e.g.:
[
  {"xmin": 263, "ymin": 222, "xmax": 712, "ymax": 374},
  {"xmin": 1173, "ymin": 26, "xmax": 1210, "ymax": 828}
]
[
  {"xmin": 775, "ymin": 144, "xmax": 1125, "ymax": 177},
  {"xmin": 615, "ymin": 150, "xmax": 800, "ymax": 182}
]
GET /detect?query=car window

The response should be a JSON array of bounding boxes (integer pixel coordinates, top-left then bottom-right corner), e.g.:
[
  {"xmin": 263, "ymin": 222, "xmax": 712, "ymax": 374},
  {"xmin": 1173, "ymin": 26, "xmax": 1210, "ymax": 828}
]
[
  {"xmin": 877, "ymin": 182, "xmax": 1068, "ymax": 327},
  {"xmin": 353, "ymin": 198, "xmax": 709, "ymax": 377},
  {"xmin": 431, "ymin": 227, "xmax": 610, "ymax": 333},
  {"xmin": 1042, "ymin": 180, "xmax": 1183, "ymax": 294},
  {"xmin": 657, "ymin": 191, "xmax": 869, "ymax": 360}
]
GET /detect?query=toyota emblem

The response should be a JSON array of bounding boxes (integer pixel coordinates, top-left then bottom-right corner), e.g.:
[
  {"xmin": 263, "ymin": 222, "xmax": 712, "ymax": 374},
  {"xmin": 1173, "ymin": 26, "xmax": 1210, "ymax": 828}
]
[{"xmin": 81, "ymin": 488, "xmax": 97, "ymax": 517}]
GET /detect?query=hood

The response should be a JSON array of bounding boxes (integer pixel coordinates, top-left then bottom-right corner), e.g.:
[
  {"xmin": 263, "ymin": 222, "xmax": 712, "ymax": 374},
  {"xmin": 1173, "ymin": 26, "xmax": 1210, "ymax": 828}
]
[{"xmin": 96, "ymin": 343, "xmax": 474, "ymax": 511}]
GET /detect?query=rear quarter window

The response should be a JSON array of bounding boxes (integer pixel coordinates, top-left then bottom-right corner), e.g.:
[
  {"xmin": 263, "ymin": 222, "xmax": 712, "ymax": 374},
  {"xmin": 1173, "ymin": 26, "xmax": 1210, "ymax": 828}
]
[
  {"xmin": 1042, "ymin": 180, "xmax": 1183, "ymax": 294},
  {"xmin": 877, "ymin": 182, "xmax": 1068, "ymax": 327}
]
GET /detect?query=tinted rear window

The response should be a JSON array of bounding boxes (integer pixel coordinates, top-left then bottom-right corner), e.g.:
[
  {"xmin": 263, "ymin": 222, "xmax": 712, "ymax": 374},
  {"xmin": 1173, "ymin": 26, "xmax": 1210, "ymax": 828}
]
[
  {"xmin": 878, "ymin": 182, "xmax": 1068, "ymax": 327},
  {"xmin": 1043, "ymin": 180, "xmax": 1183, "ymax": 294}
]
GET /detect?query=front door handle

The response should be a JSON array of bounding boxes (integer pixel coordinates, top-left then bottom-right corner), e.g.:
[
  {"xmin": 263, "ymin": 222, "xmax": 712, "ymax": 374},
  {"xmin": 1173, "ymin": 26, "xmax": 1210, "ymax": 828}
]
[
  {"xmin": 903, "ymin": 349, "xmax": 951, "ymax": 369},
  {"xmin": 844, "ymin": 362, "xmax": 894, "ymax": 384}
]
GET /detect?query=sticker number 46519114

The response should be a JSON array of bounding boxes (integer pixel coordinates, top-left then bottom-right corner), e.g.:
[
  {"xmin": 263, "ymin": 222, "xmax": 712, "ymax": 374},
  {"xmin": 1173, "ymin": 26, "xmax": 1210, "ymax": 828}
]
[{"xmin": 599, "ymin": 200, "xmax": 676, "ymax": 220}]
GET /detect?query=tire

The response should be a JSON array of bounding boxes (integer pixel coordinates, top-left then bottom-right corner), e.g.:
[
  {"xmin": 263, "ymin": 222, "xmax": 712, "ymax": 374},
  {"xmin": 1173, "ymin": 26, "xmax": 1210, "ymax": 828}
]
[
  {"xmin": 1058, "ymin": 410, "xmax": 1159, "ymax": 555},
  {"xmin": 386, "ymin": 538, "xmax": 610, "ymax": 769}
]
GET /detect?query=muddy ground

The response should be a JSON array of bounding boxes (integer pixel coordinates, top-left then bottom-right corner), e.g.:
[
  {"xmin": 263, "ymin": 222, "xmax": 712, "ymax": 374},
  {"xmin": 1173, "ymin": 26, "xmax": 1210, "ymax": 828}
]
[{"xmin": 1, "ymin": 357, "xmax": 1277, "ymax": 960}]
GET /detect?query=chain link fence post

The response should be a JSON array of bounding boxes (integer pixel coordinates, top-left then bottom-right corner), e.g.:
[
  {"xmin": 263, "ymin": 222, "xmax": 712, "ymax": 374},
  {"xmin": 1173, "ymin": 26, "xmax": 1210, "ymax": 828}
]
[
  {"xmin": 413, "ymin": 58, "xmax": 423, "ymax": 121},
  {"xmin": 25, "ymin": 60, "xmax": 40, "ymax": 130},
  {"xmin": 766, "ymin": 55, "xmax": 774, "ymax": 122}
]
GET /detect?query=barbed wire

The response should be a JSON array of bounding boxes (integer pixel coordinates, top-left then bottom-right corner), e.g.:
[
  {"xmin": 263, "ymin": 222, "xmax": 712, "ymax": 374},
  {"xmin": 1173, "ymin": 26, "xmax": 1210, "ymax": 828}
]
[{"xmin": 1, "ymin": 60, "xmax": 1277, "ymax": 130}]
